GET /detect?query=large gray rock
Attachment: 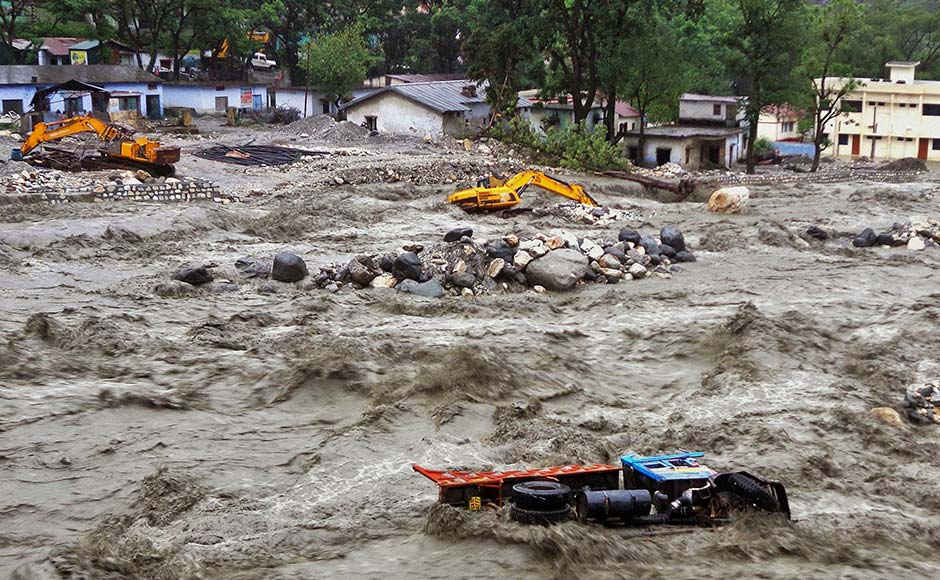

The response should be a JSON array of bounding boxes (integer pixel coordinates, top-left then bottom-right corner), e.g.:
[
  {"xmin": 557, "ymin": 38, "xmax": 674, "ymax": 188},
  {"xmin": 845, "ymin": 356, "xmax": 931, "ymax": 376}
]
[
  {"xmin": 660, "ymin": 226, "xmax": 686, "ymax": 252},
  {"xmin": 271, "ymin": 252, "xmax": 308, "ymax": 282},
  {"xmin": 524, "ymin": 249, "xmax": 590, "ymax": 291},
  {"xmin": 234, "ymin": 256, "xmax": 271, "ymax": 278},
  {"xmin": 393, "ymin": 251, "xmax": 423, "ymax": 281},
  {"xmin": 173, "ymin": 265, "xmax": 213, "ymax": 286},
  {"xmin": 396, "ymin": 278, "xmax": 445, "ymax": 298}
]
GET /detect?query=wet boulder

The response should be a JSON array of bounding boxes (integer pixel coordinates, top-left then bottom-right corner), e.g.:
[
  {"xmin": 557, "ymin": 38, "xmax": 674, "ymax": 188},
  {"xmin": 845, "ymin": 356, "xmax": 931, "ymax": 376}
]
[
  {"xmin": 445, "ymin": 227, "xmax": 473, "ymax": 242},
  {"xmin": 618, "ymin": 229, "xmax": 642, "ymax": 244},
  {"xmin": 876, "ymin": 231, "xmax": 906, "ymax": 247},
  {"xmin": 524, "ymin": 248, "xmax": 590, "ymax": 291},
  {"xmin": 396, "ymin": 278, "xmax": 445, "ymax": 298},
  {"xmin": 707, "ymin": 186, "xmax": 749, "ymax": 214},
  {"xmin": 658, "ymin": 244, "xmax": 677, "ymax": 259},
  {"xmin": 486, "ymin": 240, "xmax": 517, "ymax": 262},
  {"xmin": 903, "ymin": 383, "xmax": 940, "ymax": 424},
  {"xmin": 806, "ymin": 225, "xmax": 829, "ymax": 240},
  {"xmin": 852, "ymin": 228, "xmax": 878, "ymax": 248},
  {"xmin": 348, "ymin": 259, "xmax": 377, "ymax": 286},
  {"xmin": 393, "ymin": 251, "xmax": 423, "ymax": 281},
  {"xmin": 639, "ymin": 235, "xmax": 661, "ymax": 257},
  {"xmin": 271, "ymin": 252, "xmax": 308, "ymax": 282},
  {"xmin": 173, "ymin": 266, "xmax": 213, "ymax": 286},
  {"xmin": 674, "ymin": 251, "xmax": 696, "ymax": 263},
  {"xmin": 449, "ymin": 272, "xmax": 477, "ymax": 288},
  {"xmin": 659, "ymin": 226, "xmax": 686, "ymax": 252}
]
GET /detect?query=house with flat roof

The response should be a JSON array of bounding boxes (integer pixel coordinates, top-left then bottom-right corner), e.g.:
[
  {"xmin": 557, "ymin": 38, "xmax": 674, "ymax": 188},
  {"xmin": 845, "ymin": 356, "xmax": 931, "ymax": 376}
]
[
  {"xmin": 0, "ymin": 65, "xmax": 164, "ymax": 119},
  {"xmin": 342, "ymin": 80, "xmax": 531, "ymax": 137},
  {"xmin": 820, "ymin": 61, "xmax": 940, "ymax": 161},
  {"xmin": 757, "ymin": 104, "xmax": 803, "ymax": 142},
  {"xmin": 518, "ymin": 89, "xmax": 606, "ymax": 132},
  {"xmin": 621, "ymin": 93, "xmax": 745, "ymax": 169}
]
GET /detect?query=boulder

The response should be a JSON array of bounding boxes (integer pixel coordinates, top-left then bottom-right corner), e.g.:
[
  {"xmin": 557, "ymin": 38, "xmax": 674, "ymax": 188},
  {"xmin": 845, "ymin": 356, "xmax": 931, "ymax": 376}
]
[
  {"xmin": 628, "ymin": 263, "xmax": 648, "ymax": 279},
  {"xmin": 870, "ymin": 407, "xmax": 905, "ymax": 428},
  {"xmin": 604, "ymin": 246, "xmax": 627, "ymax": 261},
  {"xmin": 852, "ymin": 228, "xmax": 878, "ymax": 248},
  {"xmin": 154, "ymin": 279, "xmax": 199, "ymax": 298},
  {"xmin": 903, "ymin": 382, "xmax": 940, "ymax": 424},
  {"xmin": 907, "ymin": 236, "xmax": 926, "ymax": 251},
  {"xmin": 707, "ymin": 186, "xmax": 749, "ymax": 213},
  {"xmin": 503, "ymin": 234, "xmax": 519, "ymax": 247},
  {"xmin": 271, "ymin": 252, "xmax": 308, "ymax": 282},
  {"xmin": 396, "ymin": 278, "xmax": 445, "ymax": 298},
  {"xmin": 674, "ymin": 251, "xmax": 697, "ymax": 263},
  {"xmin": 348, "ymin": 259, "xmax": 377, "ymax": 286},
  {"xmin": 173, "ymin": 266, "xmax": 213, "ymax": 286},
  {"xmin": 377, "ymin": 254, "xmax": 395, "ymax": 272},
  {"xmin": 545, "ymin": 235, "xmax": 565, "ymax": 250},
  {"xmin": 639, "ymin": 235, "xmax": 661, "ymax": 257},
  {"xmin": 524, "ymin": 248, "xmax": 590, "ymax": 291},
  {"xmin": 449, "ymin": 272, "xmax": 477, "ymax": 288},
  {"xmin": 393, "ymin": 251, "xmax": 424, "ymax": 281},
  {"xmin": 485, "ymin": 240, "xmax": 516, "ymax": 262},
  {"xmin": 580, "ymin": 238, "xmax": 604, "ymax": 260},
  {"xmin": 513, "ymin": 250, "xmax": 533, "ymax": 269},
  {"xmin": 876, "ymin": 232, "xmax": 906, "ymax": 247},
  {"xmin": 519, "ymin": 239, "xmax": 549, "ymax": 257},
  {"xmin": 487, "ymin": 258, "xmax": 505, "ymax": 278},
  {"xmin": 806, "ymin": 225, "xmax": 829, "ymax": 240},
  {"xmin": 659, "ymin": 226, "xmax": 686, "ymax": 252},
  {"xmin": 445, "ymin": 227, "xmax": 473, "ymax": 242},
  {"xmin": 370, "ymin": 273, "xmax": 397, "ymax": 288},
  {"xmin": 598, "ymin": 253, "xmax": 622, "ymax": 270},
  {"xmin": 619, "ymin": 229, "xmax": 642, "ymax": 244},
  {"xmin": 658, "ymin": 244, "xmax": 677, "ymax": 259}
]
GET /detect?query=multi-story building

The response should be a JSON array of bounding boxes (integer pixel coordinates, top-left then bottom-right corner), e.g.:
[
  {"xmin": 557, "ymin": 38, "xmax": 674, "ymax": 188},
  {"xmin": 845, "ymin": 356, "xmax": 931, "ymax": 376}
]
[{"xmin": 822, "ymin": 61, "xmax": 940, "ymax": 161}]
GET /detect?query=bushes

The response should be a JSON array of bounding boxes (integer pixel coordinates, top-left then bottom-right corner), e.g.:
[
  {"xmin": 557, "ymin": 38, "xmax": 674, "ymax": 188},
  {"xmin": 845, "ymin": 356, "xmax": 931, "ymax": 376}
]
[
  {"xmin": 491, "ymin": 116, "xmax": 630, "ymax": 172},
  {"xmin": 752, "ymin": 137, "xmax": 774, "ymax": 156}
]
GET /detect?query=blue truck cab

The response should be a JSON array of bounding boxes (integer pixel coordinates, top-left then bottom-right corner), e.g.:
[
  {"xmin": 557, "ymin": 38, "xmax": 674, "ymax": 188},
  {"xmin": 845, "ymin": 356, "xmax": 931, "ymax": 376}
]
[{"xmin": 621, "ymin": 452, "xmax": 715, "ymax": 501}]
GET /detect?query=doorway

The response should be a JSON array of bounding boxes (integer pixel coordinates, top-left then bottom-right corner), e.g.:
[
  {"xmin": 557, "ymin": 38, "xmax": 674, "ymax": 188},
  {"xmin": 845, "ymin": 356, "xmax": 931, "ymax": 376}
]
[
  {"xmin": 918, "ymin": 138, "xmax": 929, "ymax": 160},
  {"xmin": 215, "ymin": 96, "xmax": 228, "ymax": 112},
  {"xmin": 146, "ymin": 94, "xmax": 161, "ymax": 119},
  {"xmin": 850, "ymin": 134, "xmax": 860, "ymax": 156},
  {"xmin": 252, "ymin": 94, "xmax": 262, "ymax": 111},
  {"xmin": 655, "ymin": 147, "xmax": 672, "ymax": 165}
]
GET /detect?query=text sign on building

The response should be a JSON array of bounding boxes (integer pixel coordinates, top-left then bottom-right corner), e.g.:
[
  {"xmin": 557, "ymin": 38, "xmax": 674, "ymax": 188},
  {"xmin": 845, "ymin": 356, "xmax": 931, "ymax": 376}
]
[
  {"xmin": 70, "ymin": 51, "xmax": 88, "ymax": 65},
  {"xmin": 241, "ymin": 88, "xmax": 252, "ymax": 105}
]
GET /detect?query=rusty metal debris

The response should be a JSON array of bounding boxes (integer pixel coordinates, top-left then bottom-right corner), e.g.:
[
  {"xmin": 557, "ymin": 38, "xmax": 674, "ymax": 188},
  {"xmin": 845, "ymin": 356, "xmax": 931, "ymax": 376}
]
[{"xmin": 194, "ymin": 144, "xmax": 326, "ymax": 166}]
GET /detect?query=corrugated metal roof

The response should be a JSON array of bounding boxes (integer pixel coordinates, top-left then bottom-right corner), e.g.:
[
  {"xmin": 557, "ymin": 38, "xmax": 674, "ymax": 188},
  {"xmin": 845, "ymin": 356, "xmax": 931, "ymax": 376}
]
[
  {"xmin": 39, "ymin": 38, "xmax": 85, "ymax": 56},
  {"xmin": 386, "ymin": 73, "xmax": 466, "ymax": 83},
  {"xmin": 343, "ymin": 80, "xmax": 532, "ymax": 114},
  {"xmin": 0, "ymin": 65, "xmax": 161, "ymax": 85},
  {"xmin": 69, "ymin": 40, "xmax": 101, "ymax": 51}
]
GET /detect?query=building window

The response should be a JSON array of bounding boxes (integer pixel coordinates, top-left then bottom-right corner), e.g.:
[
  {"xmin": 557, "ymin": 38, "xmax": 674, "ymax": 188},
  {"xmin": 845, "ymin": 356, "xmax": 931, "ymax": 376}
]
[
  {"xmin": 841, "ymin": 100, "xmax": 862, "ymax": 113},
  {"xmin": 216, "ymin": 86, "xmax": 225, "ymax": 91},
  {"xmin": 117, "ymin": 96, "xmax": 139, "ymax": 111},
  {"xmin": 782, "ymin": 121, "xmax": 794, "ymax": 132},
  {"xmin": 655, "ymin": 147, "xmax": 672, "ymax": 165},
  {"xmin": 364, "ymin": 115, "xmax": 377, "ymax": 131},
  {"xmin": 933, "ymin": 139, "xmax": 940, "ymax": 150},
  {"xmin": 65, "ymin": 97, "xmax": 82, "ymax": 115},
  {"xmin": 148, "ymin": 83, "xmax": 157, "ymax": 90},
  {"xmin": 713, "ymin": 103, "xmax": 722, "ymax": 115},
  {"xmin": 1, "ymin": 99, "xmax": 22, "ymax": 114},
  {"xmin": 923, "ymin": 104, "xmax": 940, "ymax": 116},
  {"xmin": 321, "ymin": 100, "xmax": 330, "ymax": 115},
  {"xmin": 838, "ymin": 134, "xmax": 849, "ymax": 146}
]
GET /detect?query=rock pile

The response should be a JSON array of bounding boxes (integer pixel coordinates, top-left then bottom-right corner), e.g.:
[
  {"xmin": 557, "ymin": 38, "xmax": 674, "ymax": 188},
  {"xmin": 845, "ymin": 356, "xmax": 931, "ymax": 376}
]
[
  {"xmin": 286, "ymin": 114, "xmax": 370, "ymax": 143},
  {"xmin": 904, "ymin": 383, "xmax": 940, "ymax": 424},
  {"xmin": 303, "ymin": 225, "xmax": 696, "ymax": 297},
  {"xmin": 324, "ymin": 158, "xmax": 524, "ymax": 187},
  {"xmin": 851, "ymin": 215, "xmax": 939, "ymax": 250},
  {"xmin": 1, "ymin": 167, "xmax": 97, "ymax": 194},
  {"xmin": 530, "ymin": 203, "xmax": 642, "ymax": 226},
  {"xmin": 634, "ymin": 162, "xmax": 685, "ymax": 179}
]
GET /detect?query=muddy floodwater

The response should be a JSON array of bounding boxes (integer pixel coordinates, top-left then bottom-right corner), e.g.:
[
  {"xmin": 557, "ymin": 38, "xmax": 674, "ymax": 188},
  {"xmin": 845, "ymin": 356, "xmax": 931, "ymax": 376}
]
[{"xmin": 2, "ymin": 145, "xmax": 939, "ymax": 579}]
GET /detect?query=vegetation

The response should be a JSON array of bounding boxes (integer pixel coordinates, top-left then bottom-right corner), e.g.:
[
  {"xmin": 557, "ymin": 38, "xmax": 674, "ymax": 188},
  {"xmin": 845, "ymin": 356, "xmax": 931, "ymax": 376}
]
[
  {"xmin": 492, "ymin": 117, "xmax": 630, "ymax": 172},
  {"xmin": 4, "ymin": 0, "xmax": 940, "ymax": 172}
]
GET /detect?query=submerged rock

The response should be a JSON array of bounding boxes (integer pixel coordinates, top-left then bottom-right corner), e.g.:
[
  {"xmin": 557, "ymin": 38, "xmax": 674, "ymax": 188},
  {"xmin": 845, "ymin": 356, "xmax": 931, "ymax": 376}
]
[
  {"xmin": 173, "ymin": 266, "xmax": 213, "ymax": 286},
  {"xmin": 660, "ymin": 226, "xmax": 686, "ymax": 252},
  {"xmin": 396, "ymin": 278, "xmax": 445, "ymax": 298},
  {"xmin": 444, "ymin": 227, "xmax": 473, "ymax": 242},
  {"xmin": 904, "ymin": 383, "xmax": 940, "ymax": 424},
  {"xmin": 852, "ymin": 228, "xmax": 877, "ymax": 248},
  {"xmin": 271, "ymin": 252, "xmax": 308, "ymax": 282},
  {"xmin": 393, "ymin": 251, "xmax": 423, "ymax": 281}
]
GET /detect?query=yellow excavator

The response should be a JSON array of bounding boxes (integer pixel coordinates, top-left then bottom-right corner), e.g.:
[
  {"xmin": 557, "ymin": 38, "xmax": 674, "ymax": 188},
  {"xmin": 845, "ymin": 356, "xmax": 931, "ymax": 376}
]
[
  {"xmin": 448, "ymin": 170, "xmax": 597, "ymax": 211},
  {"xmin": 12, "ymin": 115, "xmax": 180, "ymax": 175}
]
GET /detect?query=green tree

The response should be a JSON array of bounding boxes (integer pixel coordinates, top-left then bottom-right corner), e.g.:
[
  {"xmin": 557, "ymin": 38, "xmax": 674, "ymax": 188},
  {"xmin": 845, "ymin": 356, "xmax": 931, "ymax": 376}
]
[
  {"xmin": 301, "ymin": 23, "xmax": 374, "ymax": 109},
  {"xmin": 716, "ymin": 0, "xmax": 807, "ymax": 173},
  {"xmin": 801, "ymin": 0, "xmax": 864, "ymax": 171}
]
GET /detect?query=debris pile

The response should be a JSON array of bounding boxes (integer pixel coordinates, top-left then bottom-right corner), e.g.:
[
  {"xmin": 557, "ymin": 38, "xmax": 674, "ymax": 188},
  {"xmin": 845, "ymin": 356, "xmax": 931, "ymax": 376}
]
[
  {"xmin": 0, "ymin": 167, "xmax": 97, "ymax": 194},
  {"xmin": 285, "ymin": 114, "xmax": 370, "ymax": 143},
  {"xmin": 851, "ymin": 215, "xmax": 940, "ymax": 250},
  {"xmin": 530, "ymin": 203, "xmax": 642, "ymax": 226},
  {"xmin": 324, "ymin": 158, "xmax": 524, "ymax": 186},
  {"xmin": 634, "ymin": 162, "xmax": 686, "ymax": 179},
  {"xmin": 302, "ymin": 225, "xmax": 696, "ymax": 297},
  {"xmin": 904, "ymin": 382, "xmax": 940, "ymax": 424}
]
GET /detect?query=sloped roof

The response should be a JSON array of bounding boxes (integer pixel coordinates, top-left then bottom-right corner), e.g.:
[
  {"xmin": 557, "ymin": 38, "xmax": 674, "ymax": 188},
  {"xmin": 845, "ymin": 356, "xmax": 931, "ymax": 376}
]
[
  {"xmin": 39, "ymin": 38, "xmax": 85, "ymax": 56},
  {"xmin": 760, "ymin": 104, "xmax": 802, "ymax": 119},
  {"xmin": 386, "ymin": 73, "xmax": 465, "ymax": 83},
  {"xmin": 343, "ymin": 80, "xmax": 532, "ymax": 113},
  {"xmin": 0, "ymin": 65, "xmax": 161, "ymax": 85},
  {"xmin": 615, "ymin": 101, "xmax": 640, "ymax": 117},
  {"xmin": 69, "ymin": 40, "xmax": 101, "ymax": 51}
]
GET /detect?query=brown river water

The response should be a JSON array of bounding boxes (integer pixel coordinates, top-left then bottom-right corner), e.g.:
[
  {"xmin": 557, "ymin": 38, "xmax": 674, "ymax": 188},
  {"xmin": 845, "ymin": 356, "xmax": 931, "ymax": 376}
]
[{"xmin": 1, "ymin": 157, "xmax": 939, "ymax": 578}]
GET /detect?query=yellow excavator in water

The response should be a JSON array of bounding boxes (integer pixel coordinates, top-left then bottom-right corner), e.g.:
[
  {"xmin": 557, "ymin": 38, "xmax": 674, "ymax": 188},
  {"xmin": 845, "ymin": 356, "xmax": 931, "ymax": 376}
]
[
  {"xmin": 12, "ymin": 115, "xmax": 180, "ymax": 175},
  {"xmin": 447, "ymin": 170, "xmax": 597, "ymax": 211}
]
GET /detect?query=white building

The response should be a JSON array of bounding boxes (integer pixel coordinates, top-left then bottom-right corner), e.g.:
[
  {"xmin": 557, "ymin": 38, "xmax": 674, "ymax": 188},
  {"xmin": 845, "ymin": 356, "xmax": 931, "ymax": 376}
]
[
  {"xmin": 342, "ymin": 80, "xmax": 531, "ymax": 137},
  {"xmin": 162, "ymin": 83, "xmax": 269, "ymax": 113},
  {"xmin": 757, "ymin": 104, "xmax": 803, "ymax": 142},
  {"xmin": 821, "ymin": 61, "xmax": 940, "ymax": 161},
  {"xmin": 518, "ymin": 90, "xmax": 606, "ymax": 132},
  {"xmin": 621, "ymin": 93, "xmax": 745, "ymax": 169}
]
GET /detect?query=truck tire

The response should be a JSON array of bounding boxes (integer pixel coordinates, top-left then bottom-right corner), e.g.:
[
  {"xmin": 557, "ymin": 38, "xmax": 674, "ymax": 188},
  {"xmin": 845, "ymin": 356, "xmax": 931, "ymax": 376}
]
[
  {"xmin": 509, "ymin": 503, "xmax": 570, "ymax": 525},
  {"xmin": 511, "ymin": 480, "xmax": 571, "ymax": 511},
  {"xmin": 726, "ymin": 472, "xmax": 779, "ymax": 512}
]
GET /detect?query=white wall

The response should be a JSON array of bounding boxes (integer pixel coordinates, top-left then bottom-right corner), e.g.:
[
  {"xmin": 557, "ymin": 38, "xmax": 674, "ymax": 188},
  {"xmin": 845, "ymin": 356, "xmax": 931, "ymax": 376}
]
[
  {"xmin": 623, "ymin": 133, "xmax": 743, "ymax": 169},
  {"xmin": 0, "ymin": 85, "xmax": 37, "ymax": 113},
  {"xmin": 0, "ymin": 82, "xmax": 162, "ymax": 117},
  {"xmin": 680, "ymin": 100, "xmax": 729, "ymax": 121},
  {"xmin": 163, "ymin": 84, "xmax": 266, "ymax": 113},
  {"xmin": 273, "ymin": 89, "xmax": 337, "ymax": 116},
  {"xmin": 345, "ymin": 92, "xmax": 444, "ymax": 136}
]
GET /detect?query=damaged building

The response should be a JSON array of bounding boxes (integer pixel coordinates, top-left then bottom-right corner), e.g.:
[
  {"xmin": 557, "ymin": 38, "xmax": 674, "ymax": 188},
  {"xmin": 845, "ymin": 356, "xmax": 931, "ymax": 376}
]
[{"xmin": 622, "ymin": 93, "xmax": 745, "ymax": 169}]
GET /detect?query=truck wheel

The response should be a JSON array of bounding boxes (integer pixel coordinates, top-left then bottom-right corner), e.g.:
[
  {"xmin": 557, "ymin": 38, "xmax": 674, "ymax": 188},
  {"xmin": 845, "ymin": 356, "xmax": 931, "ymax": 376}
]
[
  {"xmin": 726, "ymin": 472, "xmax": 779, "ymax": 512},
  {"xmin": 509, "ymin": 503, "xmax": 570, "ymax": 525},
  {"xmin": 511, "ymin": 480, "xmax": 570, "ymax": 511}
]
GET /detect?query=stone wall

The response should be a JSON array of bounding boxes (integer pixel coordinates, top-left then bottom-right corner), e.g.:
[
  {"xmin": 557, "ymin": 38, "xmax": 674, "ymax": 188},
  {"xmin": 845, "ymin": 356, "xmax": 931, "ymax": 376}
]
[{"xmin": 0, "ymin": 177, "xmax": 226, "ymax": 205}]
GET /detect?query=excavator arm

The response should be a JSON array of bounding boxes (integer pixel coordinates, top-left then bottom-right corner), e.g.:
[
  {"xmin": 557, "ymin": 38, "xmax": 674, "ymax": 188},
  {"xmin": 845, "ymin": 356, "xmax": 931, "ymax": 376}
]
[
  {"xmin": 448, "ymin": 170, "xmax": 597, "ymax": 211},
  {"xmin": 17, "ymin": 116, "xmax": 130, "ymax": 158}
]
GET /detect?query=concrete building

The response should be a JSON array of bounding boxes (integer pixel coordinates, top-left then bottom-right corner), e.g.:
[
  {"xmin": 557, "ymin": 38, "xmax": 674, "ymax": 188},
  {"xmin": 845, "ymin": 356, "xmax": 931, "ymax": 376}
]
[
  {"xmin": 821, "ymin": 61, "xmax": 940, "ymax": 161},
  {"xmin": 0, "ymin": 65, "xmax": 164, "ymax": 118},
  {"xmin": 519, "ymin": 90, "xmax": 606, "ymax": 132},
  {"xmin": 162, "ymin": 83, "xmax": 269, "ymax": 113},
  {"xmin": 621, "ymin": 93, "xmax": 745, "ymax": 169},
  {"xmin": 757, "ymin": 104, "xmax": 803, "ymax": 142},
  {"xmin": 615, "ymin": 101, "xmax": 643, "ymax": 134},
  {"xmin": 363, "ymin": 73, "xmax": 465, "ymax": 88},
  {"xmin": 37, "ymin": 38, "xmax": 84, "ymax": 66},
  {"xmin": 342, "ymin": 80, "xmax": 530, "ymax": 137}
]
